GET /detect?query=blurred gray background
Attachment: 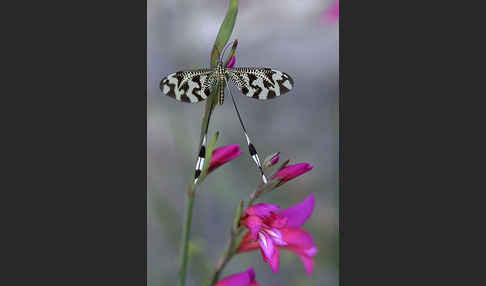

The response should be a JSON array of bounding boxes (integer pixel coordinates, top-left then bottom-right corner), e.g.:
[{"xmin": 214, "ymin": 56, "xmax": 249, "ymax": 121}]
[{"xmin": 148, "ymin": 0, "xmax": 338, "ymax": 285}]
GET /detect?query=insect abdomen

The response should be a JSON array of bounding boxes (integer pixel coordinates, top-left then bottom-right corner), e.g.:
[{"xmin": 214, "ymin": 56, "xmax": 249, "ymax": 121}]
[{"xmin": 218, "ymin": 75, "xmax": 225, "ymax": 105}]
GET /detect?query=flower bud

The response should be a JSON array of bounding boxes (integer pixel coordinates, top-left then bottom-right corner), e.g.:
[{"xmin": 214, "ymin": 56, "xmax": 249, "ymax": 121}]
[
  {"xmin": 272, "ymin": 162, "xmax": 313, "ymax": 184},
  {"xmin": 208, "ymin": 144, "xmax": 243, "ymax": 173},
  {"xmin": 263, "ymin": 152, "xmax": 280, "ymax": 169},
  {"xmin": 226, "ymin": 56, "xmax": 236, "ymax": 68}
]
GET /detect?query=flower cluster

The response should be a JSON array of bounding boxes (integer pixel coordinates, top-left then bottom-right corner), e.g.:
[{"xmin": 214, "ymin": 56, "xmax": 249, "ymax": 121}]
[
  {"xmin": 198, "ymin": 100, "xmax": 316, "ymax": 284},
  {"xmin": 209, "ymin": 146, "xmax": 316, "ymax": 284},
  {"xmin": 171, "ymin": 5, "xmax": 325, "ymax": 284}
]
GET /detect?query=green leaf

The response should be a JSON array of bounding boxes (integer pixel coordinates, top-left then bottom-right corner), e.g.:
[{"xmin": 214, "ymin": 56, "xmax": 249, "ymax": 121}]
[{"xmin": 211, "ymin": 0, "xmax": 239, "ymax": 68}]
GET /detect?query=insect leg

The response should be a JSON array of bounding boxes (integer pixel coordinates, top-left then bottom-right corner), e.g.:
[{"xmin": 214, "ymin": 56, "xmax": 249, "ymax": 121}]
[
  {"xmin": 193, "ymin": 134, "xmax": 207, "ymax": 185},
  {"xmin": 193, "ymin": 107, "xmax": 214, "ymax": 185},
  {"xmin": 226, "ymin": 81, "xmax": 268, "ymax": 184}
]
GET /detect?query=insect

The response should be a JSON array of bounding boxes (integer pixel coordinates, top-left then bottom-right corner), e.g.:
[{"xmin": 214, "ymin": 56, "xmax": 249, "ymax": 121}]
[{"xmin": 160, "ymin": 41, "xmax": 294, "ymax": 185}]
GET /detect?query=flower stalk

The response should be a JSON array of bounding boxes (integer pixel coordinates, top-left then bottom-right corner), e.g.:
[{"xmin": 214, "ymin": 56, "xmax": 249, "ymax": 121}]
[
  {"xmin": 178, "ymin": 1, "xmax": 239, "ymax": 285},
  {"xmin": 204, "ymin": 204, "xmax": 250, "ymax": 286},
  {"xmin": 178, "ymin": 189, "xmax": 194, "ymax": 286}
]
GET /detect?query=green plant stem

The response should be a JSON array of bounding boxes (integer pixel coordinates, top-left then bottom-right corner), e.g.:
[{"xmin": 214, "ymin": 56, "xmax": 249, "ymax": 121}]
[
  {"xmin": 178, "ymin": 1, "xmax": 239, "ymax": 284},
  {"xmin": 178, "ymin": 74, "xmax": 219, "ymax": 286},
  {"xmin": 177, "ymin": 47, "xmax": 219, "ymax": 286},
  {"xmin": 203, "ymin": 231, "xmax": 240, "ymax": 286},
  {"xmin": 178, "ymin": 189, "xmax": 195, "ymax": 286},
  {"xmin": 207, "ymin": 238, "xmax": 234, "ymax": 285}
]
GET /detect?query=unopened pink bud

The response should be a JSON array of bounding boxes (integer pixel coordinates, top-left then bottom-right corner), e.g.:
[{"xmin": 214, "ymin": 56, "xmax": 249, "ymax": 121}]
[
  {"xmin": 208, "ymin": 144, "xmax": 242, "ymax": 173},
  {"xmin": 272, "ymin": 163, "xmax": 313, "ymax": 183},
  {"xmin": 270, "ymin": 154, "xmax": 279, "ymax": 166},
  {"xmin": 227, "ymin": 56, "xmax": 236, "ymax": 68}
]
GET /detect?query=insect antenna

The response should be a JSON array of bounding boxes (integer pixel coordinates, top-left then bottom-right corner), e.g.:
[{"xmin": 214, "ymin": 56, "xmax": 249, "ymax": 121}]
[{"xmin": 226, "ymin": 81, "xmax": 268, "ymax": 184}]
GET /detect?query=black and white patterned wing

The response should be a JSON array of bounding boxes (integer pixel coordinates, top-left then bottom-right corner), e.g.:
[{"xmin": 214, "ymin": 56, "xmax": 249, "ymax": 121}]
[
  {"xmin": 160, "ymin": 69, "xmax": 217, "ymax": 103},
  {"xmin": 226, "ymin": 67, "xmax": 294, "ymax": 100}
]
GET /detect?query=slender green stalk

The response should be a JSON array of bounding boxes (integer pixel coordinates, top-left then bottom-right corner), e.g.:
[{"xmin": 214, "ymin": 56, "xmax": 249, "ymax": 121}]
[
  {"xmin": 177, "ymin": 1, "xmax": 239, "ymax": 285},
  {"xmin": 178, "ymin": 190, "xmax": 195, "ymax": 286},
  {"xmin": 203, "ymin": 230, "xmax": 240, "ymax": 286}
]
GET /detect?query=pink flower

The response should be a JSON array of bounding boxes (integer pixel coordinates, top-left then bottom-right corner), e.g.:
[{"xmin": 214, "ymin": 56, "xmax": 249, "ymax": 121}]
[
  {"xmin": 227, "ymin": 56, "xmax": 236, "ymax": 68},
  {"xmin": 321, "ymin": 0, "xmax": 339, "ymax": 24},
  {"xmin": 208, "ymin": 144, "xmax": 243, "ymax": 173},
  {"xmin": 272, "ymin": 163, "xmax": 313, "ymax": 184},
  {"xmin": 237, "ymin": 194, "xmax": 317, "ymax": 275},
  {"xmin": 215, "ymin": 268, "xmax": 261, "ymax": 286}
]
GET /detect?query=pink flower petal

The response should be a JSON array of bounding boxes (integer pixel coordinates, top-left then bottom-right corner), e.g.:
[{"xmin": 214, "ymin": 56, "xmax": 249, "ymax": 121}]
[
  {"xmin": 247, "ymin": 268, "xmax": 255, "ymax": 282},
  {"xmin": 281, "ymin": 227, "xmax": 317, "ymax": 252},
  {"xmin": 278, "ymin": 194, "xmax": 315, "ymax": 227},
  {"xmin": 258, "ymin": 231, "xmax": 275, "ymax": 260},
  {"xmin": 245, "ymin": 203, "xmax": 280, "ymax": 218},
  {"xmin": 215, "ymin": 268, "xmax": 258, "ymax": 286},
  {"xmin": 208, "ymin": 144, "xmax": 243, "ymax": 173},
  {"xmin": 280, "ymin": 227, "xmax": 317, "ymax": 275},
  {"xmin": 237, "ymin": 232, "xmax": 259, "ymax": 253},
  {"xmin": 265, "ymin": 228, "xmax": 287, "ymax": 246},
  {"xmin": 283, "ymin": 245, "xmax": 316, "ymax": 276},
  {"xmin": 299, "ymin": 254, "xmax": 315, "ymax": 276},
  {"xmin": 262, "ymin": 246, "xmax": 280, "ymax": 274},
  {"xmin": 304, "ymin": 246, "xmax": 318, "ymax": 256},
  {"xmin": 244, "ymin": 215, "xmax": 263, "ymax": 240},
  {"xmin": 267, "ymin": 212, "xmax": 288, "ymax": 228}
]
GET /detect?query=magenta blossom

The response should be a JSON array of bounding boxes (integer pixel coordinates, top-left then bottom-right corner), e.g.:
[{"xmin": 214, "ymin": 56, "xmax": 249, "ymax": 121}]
[
  {"xmin": 208, "ymin": 144, "xmax": 243, "ymax": 173},
  {"xmin": 227, "ymin": 56, "xmax": 236, "ymax": 68},
  {"xmin": 237, "ymin": 194, "xmax": 317, "ymax": 275},
  {"xmin": 321, "ymin": 0, "xmax": 339, "ymax": 24},
  {"xmin": 215, "ymin": 268, "xmax": 260, "ymax": 286},
  {"xmin": 272, "ymin": 163, "xmax": 313, "ymax": 184}
]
